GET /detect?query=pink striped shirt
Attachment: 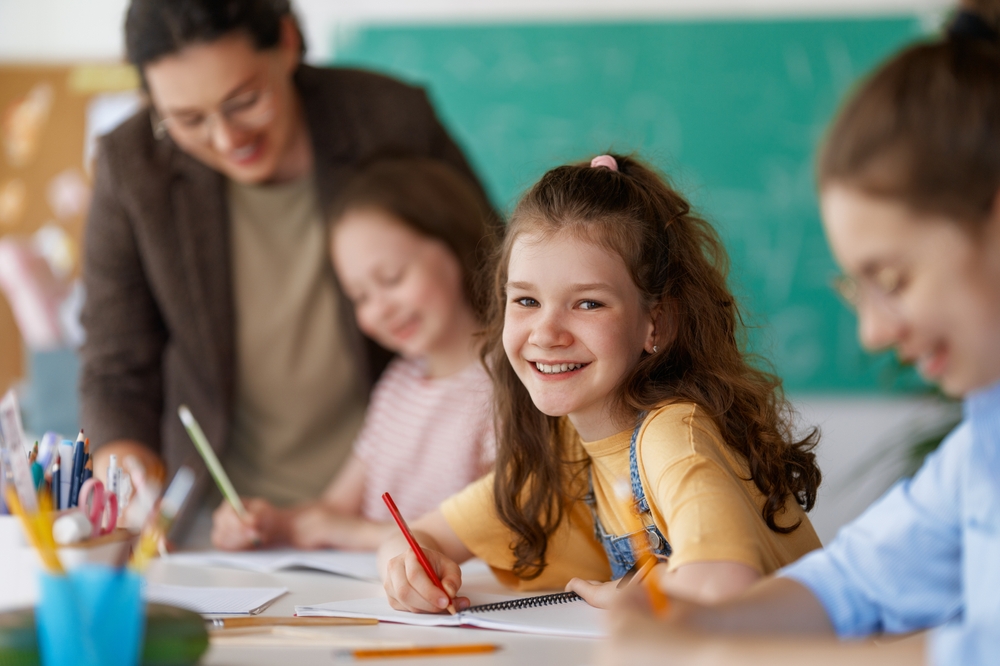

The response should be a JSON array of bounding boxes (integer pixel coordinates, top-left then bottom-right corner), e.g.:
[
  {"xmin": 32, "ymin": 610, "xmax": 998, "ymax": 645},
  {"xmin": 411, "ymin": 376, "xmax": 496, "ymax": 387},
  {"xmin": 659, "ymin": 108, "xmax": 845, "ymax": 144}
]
[{"xmin": 356, "ymin": 356, "xmax": 495, "ymax": 522}]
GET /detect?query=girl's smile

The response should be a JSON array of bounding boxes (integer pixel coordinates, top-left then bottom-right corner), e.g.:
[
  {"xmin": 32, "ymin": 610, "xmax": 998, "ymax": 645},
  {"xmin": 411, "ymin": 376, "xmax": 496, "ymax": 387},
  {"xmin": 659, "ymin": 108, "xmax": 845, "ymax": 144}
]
[
  {"xmin": 503, "ymin": 229, "xmax": 655, "ymax": 441},
  {"xmin": 531, "ymin": 361, "xmax": 589, "ymax": 376}
]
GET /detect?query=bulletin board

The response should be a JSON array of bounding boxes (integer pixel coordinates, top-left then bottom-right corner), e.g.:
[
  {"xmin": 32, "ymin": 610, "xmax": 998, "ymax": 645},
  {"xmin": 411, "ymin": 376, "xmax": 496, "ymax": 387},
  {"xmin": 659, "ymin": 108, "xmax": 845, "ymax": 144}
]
[{"xmin": 0, "ymin": 64, "xmax": 139, "ymax": 397}]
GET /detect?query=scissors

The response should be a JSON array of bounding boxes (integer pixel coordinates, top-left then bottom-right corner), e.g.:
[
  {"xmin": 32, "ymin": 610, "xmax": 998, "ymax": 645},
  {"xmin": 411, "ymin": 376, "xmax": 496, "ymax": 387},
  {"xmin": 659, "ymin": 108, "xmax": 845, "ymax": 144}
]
[{"xmin": 77, "ymin": 478, "xmax": 119, "ymax": 536}]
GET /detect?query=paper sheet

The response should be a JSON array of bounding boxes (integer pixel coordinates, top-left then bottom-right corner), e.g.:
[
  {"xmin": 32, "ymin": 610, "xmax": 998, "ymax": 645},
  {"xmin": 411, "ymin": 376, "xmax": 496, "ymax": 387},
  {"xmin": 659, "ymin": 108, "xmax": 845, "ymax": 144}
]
[
  {"xmin": 166, "ymin": 549, "xmax": 380, "ymax": 581},
  {"xmin": 295, "ymin": 593, "xmax": 607, "ymax": 638},
  {"xmin": 145, "ymin": 583, "xmax": 287, "ymax": 615}
]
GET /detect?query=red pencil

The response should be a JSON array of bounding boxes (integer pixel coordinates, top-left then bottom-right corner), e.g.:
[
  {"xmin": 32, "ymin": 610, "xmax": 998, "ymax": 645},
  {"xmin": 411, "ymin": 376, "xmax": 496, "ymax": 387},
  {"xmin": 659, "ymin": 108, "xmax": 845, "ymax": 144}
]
[{"xmin": 382, "ymin": 491, "xmax": 457, "ymax": 615}]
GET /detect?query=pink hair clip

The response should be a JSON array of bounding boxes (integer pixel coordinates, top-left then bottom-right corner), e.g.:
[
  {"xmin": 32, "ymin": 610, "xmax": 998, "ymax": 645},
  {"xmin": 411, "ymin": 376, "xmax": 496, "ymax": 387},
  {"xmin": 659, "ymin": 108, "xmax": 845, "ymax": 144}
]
[{"xmin": 590, "ymin": 155, "xmax": 618, "ymax": 171}]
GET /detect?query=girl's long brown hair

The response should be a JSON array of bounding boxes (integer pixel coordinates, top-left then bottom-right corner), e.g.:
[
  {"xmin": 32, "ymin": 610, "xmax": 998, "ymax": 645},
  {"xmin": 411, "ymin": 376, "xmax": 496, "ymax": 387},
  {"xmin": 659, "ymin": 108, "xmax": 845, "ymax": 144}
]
[{"xmin": 484, "ymin": 155, "xmax": 821, "ymax": 579}]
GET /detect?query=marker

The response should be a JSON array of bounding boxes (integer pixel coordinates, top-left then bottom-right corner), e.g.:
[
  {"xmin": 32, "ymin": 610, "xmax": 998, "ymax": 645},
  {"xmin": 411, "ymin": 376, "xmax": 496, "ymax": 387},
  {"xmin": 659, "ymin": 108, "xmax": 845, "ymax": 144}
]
[
  {"xmin": 68, "ymin": 432, "xmax": 85, "ymax": 507},
  {"xmin": 50, "ymin": 463, "xmax": 60, "ymax": 510},
  {"xmin": 58, "ymin": 443, "xmax": 73, "ymax": 510},
  {"xmin": 107, "ymin": 454, "xmax": 120, "ymax": 502}
]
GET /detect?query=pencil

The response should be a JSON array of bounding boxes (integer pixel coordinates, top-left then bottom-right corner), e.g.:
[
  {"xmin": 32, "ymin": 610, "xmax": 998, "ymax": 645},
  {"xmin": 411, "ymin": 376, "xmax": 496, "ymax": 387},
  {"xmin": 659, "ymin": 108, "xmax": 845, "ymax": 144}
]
[
  {"xmin": 613, "ymin": 481, "xmax": 670, "ymax": 616},
  {"xmin": 178, "ymin": 406, "xmax": 248, "ymax": 521},
  {"xmin": 382, "ymin": 492, "xmax": 457, "ymax": 615},
  {"xmin": 208, "ymin": 617, "xmax": 379, "ymax": 630},
  {"xmin": 335, "ymin": 644, "xmax": 499, "ymax": 660},
  {"xmin": 5, "ymin": 487, "xmax": 63, "ymax": 574}
]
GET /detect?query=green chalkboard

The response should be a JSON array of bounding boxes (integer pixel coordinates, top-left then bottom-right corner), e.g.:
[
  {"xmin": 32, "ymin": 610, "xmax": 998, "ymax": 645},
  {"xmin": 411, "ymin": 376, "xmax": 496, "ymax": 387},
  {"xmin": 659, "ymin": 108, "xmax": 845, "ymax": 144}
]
[{"xmin": 331, "ymin": 19, "xmax": 926, "ymax": 392}]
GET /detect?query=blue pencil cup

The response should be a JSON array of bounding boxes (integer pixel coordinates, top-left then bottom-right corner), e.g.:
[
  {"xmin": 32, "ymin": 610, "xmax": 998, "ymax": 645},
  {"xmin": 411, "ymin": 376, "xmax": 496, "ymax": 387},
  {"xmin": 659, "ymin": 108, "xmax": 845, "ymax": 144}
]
[{"xmin": 36, "ymin": 566, "xmax": 145, "ymax": 666}]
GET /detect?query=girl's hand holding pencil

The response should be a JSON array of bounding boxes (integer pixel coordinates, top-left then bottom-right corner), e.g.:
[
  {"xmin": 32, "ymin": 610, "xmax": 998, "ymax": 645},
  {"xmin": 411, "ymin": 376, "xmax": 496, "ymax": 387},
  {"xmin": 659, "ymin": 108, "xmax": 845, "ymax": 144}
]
[
  {"xmin": 381, "ymin": 542, "xmax": 468, "ymax": 614},
  {"xmin": 379, "ymin": 495, "xmax": 469, "ymax": 615}
]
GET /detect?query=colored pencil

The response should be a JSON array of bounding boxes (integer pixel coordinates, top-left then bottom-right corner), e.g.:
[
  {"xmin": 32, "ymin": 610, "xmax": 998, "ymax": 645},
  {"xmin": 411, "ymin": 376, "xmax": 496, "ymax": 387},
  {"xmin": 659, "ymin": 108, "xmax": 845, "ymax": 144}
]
[{"xmin": 382, "ymin": 492, "xmax": 457, "ymax": 615}]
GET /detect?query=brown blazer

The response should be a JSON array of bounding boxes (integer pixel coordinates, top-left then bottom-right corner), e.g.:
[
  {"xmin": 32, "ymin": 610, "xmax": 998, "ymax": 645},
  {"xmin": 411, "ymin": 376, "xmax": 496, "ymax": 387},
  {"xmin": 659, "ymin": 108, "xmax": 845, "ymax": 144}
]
[{"xmin": 80, "ymin": 65, "xmax": 490, "ymax": 516}]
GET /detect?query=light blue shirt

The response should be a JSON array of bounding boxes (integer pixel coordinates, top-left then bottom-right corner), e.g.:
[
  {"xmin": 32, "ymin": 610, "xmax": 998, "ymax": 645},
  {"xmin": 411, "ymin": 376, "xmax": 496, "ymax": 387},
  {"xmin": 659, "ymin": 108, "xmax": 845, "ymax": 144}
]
[{"xmin": 780, "ymin": 379, "xmax": 1000, "ymax": 665}]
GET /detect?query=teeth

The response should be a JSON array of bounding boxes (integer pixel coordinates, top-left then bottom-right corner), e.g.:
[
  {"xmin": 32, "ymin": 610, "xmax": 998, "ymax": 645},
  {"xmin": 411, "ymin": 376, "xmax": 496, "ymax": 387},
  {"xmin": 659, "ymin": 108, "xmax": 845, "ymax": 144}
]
[
  {"xmin": 534, "ymin": 362, "xmax": 584, "ymax": 374},
  {"xmin": 232, "ymin": 143, "xmax": 256, "ymax": 159}
]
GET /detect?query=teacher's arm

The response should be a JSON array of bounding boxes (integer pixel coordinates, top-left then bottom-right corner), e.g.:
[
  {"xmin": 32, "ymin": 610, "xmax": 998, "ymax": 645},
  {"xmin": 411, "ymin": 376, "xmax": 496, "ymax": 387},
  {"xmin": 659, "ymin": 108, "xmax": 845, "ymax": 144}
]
[{"xmin": 80, "ymin": 139, "xmax": 167, "ymax": 483}]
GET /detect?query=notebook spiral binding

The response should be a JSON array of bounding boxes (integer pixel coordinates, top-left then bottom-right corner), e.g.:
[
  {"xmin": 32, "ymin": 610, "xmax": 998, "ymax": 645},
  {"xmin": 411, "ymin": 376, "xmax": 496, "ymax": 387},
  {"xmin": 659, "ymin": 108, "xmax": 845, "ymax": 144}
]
[{"xmin": 466, "ymin": 591, "xmax": 582, "ymax": 613}]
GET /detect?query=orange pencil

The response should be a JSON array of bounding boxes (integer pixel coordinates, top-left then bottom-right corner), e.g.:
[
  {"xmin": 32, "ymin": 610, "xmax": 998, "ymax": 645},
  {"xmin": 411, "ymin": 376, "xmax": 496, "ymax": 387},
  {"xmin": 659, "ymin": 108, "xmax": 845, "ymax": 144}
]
[
  {"xmin": 614, "ymin": 482, "xmax": 670, "ymax": 615},
  {"xmin": 335, "ymin": 644, "xmax": 499, "ymax": 660}
]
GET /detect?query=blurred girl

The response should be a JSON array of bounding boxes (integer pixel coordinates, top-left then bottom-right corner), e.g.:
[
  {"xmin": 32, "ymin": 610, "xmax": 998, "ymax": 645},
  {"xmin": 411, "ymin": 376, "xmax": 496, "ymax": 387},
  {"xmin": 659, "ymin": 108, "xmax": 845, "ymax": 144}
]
[
  {"xmin": 213, "ymin": 157, "xmax": 497, "ymax": 551},
  {"xmin": 602, "ymin": 4, "xmax": 1000, "ymax": 665},
  {"xmin": 378, "ymin": 154, "xmax": 822, "ymax": 610}
]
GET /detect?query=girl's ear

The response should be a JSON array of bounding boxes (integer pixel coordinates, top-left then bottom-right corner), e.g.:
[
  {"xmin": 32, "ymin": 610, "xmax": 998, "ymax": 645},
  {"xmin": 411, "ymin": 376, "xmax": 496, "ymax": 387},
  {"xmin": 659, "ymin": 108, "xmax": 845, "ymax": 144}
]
[{"xmin": 644, "ymin": 300, "xmax": 677, "ymax": 355}]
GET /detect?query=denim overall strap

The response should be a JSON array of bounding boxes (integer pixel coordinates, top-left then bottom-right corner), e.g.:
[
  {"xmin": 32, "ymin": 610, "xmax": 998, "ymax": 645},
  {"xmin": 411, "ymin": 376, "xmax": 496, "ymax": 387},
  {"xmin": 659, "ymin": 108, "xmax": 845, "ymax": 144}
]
[
  {"xmin": 627, "ymin": 412, "xmax": 671, "ymax": 557},
  {"xmin": 587, "ymin": 413, "xmax": 672, "ymax": 579}
]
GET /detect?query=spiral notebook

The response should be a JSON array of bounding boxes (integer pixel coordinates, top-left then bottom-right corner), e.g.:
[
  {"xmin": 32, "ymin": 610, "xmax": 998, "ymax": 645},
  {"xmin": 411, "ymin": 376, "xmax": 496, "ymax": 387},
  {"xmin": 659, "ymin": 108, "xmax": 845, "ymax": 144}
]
[{"xmin": 295, "ymin": 591, "xmax": 606, "ymax": 638}]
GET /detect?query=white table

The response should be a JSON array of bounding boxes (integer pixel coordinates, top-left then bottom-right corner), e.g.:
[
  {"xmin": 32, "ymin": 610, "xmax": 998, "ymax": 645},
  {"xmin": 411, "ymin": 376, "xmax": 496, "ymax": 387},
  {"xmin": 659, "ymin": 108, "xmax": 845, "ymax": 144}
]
[{"xmin": 145, "ymin": 558, "xmax": 599, "ymax": 665}]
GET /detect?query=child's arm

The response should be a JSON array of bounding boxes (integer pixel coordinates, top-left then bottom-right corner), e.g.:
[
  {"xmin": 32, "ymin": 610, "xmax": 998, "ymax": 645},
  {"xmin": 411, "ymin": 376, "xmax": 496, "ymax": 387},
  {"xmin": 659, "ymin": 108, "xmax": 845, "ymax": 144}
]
[
  {"xmin": 567, "ymin": 560, "xmax": 761, "ymax": 608},
  {"xmin": 319, "ymin": 454, "xmax": 368, "ymax": 513},
  {"xmin": 600, "ymin": 584, "xmax": 921, "ymax": 666},
  {"xmin": 656, "ymin": 561, "xmax": 761, "ymax": 603},
  {"xmin": 284, "ymin": 455, "xmax": 395, "ymax": 550},
  {"xmin": 377, "ymin": 508, "xmax": 474, "ymax": 613}
]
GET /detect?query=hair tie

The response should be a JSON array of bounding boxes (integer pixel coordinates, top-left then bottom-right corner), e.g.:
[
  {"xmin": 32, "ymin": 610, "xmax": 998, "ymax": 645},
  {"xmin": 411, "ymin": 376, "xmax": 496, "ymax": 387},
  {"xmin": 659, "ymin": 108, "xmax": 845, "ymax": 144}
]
[
  {"xmin": 948, "ymin": 9, "xmax": 999, "ymax": 42},
  {"xmin": 590, "ymin": 155, "xmax": 619, "ymax": 171}
]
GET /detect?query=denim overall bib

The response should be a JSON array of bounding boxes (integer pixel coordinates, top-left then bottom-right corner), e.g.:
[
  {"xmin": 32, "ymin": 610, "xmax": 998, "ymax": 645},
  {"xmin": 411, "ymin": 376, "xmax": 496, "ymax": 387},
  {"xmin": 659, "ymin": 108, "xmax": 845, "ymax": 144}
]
[{"xmin": 585, "ymin": 415, "xmax": 672, "ymax": 579}]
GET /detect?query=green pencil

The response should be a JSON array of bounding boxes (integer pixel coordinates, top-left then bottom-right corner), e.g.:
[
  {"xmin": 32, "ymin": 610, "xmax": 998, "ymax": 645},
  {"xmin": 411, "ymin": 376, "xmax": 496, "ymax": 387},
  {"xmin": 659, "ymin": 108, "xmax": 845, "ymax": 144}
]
[{"xmin": 178, "ymin": 405, "xmax": 249, "ymax": 521}]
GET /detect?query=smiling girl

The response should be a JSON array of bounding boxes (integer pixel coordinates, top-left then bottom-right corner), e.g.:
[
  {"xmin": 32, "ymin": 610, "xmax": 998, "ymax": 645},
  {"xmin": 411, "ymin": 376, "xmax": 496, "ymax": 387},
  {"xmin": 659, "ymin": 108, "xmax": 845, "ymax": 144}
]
[
  {"xmin": 212, "ymin": 158, "xmax": 498, "ymax": 551},
  {"xmin": 378, "ymin": 154, "xmax": 822, "ymax": 611}
]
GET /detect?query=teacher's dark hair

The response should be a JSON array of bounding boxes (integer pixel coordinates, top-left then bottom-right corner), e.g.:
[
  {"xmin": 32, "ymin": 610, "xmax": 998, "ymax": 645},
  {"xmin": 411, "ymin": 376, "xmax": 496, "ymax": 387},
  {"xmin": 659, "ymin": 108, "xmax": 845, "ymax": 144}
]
[
  {"xmin": 125, "ymin": 0, "xmax": 306, "ymax": 78},
  {"xmin": 818, "ymin": 1, "xmax": 1000, "ymax": 229}
]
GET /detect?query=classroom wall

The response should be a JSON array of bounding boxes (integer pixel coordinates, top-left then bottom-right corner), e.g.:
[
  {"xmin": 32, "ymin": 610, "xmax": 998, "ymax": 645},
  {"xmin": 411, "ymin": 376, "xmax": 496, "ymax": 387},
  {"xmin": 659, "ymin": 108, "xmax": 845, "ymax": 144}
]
[
  {"xmin": 0, "ymin": 0, "xmax": 953, "ymax": 63},
  {"xmin": 0, "ymin": 0, "xmax": 957, "ymax": 542}
]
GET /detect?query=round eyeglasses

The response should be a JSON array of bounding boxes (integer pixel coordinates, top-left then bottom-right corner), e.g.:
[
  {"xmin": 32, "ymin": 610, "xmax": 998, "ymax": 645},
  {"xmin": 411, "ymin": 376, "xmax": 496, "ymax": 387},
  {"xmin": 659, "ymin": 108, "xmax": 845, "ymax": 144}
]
[
  {"xmin": 151, "ymin": 84, "xmax": 276, "ymax": 144},
  {"xmin": 830, "ymin": 266, "xmax": 904, "ymax": 311}
]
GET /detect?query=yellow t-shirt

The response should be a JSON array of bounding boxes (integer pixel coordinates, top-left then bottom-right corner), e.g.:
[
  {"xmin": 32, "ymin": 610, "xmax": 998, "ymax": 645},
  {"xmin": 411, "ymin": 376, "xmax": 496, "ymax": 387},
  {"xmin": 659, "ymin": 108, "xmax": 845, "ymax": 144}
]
[{"xmin": 440, "ymin": 402, "xmax": 821, "ymax": 591}]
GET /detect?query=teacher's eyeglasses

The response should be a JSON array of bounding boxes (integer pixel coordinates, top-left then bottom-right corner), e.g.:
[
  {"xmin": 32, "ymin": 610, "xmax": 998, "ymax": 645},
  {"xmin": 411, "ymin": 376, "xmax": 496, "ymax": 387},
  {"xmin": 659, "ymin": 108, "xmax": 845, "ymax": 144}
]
[
  {"xmin": 151, "ymin": 84, "xmax": 275, "ymax": 144},
  {"xmin": 831, "ymin": 266, "xmax": 904, "ymax": 311}
]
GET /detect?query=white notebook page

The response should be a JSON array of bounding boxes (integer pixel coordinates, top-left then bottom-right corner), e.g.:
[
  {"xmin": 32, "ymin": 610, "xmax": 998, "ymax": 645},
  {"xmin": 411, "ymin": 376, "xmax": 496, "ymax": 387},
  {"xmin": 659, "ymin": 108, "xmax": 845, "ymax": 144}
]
[
  {"xmin": 295, "ymin": 593, "xmax": 606, "ymax": 638},
  {"xmin": 166, "ymin": 549, "xmax": 380, "ymax": 581},
  {"xmin": 145, "ymin": 583, "xmax": 287, "ymax": 615}
]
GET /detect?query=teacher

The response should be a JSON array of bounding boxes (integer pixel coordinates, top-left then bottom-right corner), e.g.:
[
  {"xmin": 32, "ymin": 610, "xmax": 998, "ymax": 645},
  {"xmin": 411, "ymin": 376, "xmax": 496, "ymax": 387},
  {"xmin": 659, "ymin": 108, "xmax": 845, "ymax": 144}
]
[{"xmin": 81, "ymin": 0, "xmax": 490, "ymax": 540}]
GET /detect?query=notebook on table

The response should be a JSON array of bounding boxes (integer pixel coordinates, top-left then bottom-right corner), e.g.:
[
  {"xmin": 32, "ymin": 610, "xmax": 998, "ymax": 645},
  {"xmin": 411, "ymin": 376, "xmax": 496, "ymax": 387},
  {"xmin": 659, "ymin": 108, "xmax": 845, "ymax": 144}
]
[
  {"xmin": 295, "ymin": 591, "xmax": 607, "ymax": 638},
  {"xmin": 145, "ymin": 583, "xmax": 287, "ymax": 615},
  {"xmin": 165, "ymin": 549, "xmax": 380, "ymax": 581}
]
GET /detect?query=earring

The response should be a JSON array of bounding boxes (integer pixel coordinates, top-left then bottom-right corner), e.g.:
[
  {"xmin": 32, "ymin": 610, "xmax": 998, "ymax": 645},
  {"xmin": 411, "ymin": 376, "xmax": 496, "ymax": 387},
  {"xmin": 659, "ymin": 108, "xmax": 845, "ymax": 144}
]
[{"xmin": 652, "ymin": 345, "xmax": 658, "ymax": 353}]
